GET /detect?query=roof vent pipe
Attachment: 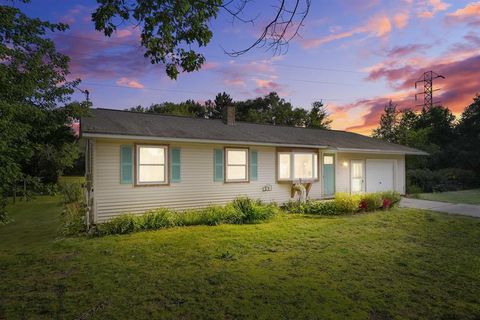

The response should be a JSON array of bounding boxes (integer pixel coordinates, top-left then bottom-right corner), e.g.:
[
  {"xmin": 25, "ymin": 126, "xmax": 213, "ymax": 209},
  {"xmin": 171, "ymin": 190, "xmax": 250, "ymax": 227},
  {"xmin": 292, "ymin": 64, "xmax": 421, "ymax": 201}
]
[{"xmin": 223, "ymin": 105, "xmax": 235, "ymax": 125}]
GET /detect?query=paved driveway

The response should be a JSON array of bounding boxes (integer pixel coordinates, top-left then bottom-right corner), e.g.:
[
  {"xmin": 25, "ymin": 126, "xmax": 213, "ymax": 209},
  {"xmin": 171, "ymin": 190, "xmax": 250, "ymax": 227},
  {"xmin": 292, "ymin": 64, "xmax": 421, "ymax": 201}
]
[{"xmin": 400, "ymin": 197, "xmax": 480, "ymax": 218}]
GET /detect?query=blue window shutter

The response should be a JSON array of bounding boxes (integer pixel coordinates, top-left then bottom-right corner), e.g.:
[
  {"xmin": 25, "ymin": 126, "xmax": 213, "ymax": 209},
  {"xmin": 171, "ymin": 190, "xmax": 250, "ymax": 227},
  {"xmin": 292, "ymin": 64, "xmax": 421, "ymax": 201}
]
[
  {"xmin": 214, "ymin": 149, "xmax": 224, "ymax": 182},
  {"xmin": 250, "ymin": 150, "xmax": 258, "ymax": 181},
  {"xmin": 171, "ymin": 148, "xmax": 181, "ymax": 183},
  {"xmin": 120, "ymin": 145, "xmax": 133, "ymax": 184}
]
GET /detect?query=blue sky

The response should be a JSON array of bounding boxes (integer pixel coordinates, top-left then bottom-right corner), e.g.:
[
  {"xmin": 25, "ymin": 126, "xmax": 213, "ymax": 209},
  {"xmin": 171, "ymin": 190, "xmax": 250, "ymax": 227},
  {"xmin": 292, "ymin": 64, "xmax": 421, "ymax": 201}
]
[{"xmin": 10, "ymin": 0, "xmax": 480, "ymax": 134}]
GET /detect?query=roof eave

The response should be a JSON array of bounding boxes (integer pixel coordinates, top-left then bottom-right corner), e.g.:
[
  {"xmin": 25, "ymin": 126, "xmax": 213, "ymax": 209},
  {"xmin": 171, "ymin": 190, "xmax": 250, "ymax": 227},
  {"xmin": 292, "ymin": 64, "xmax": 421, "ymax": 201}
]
[
  {"xmin": 334, "ymin": 147, "xmax": 429, "ymax": 156},
  {"xmin": 81, "ymin": 132, "xmax": 330, "ymax": 149}
]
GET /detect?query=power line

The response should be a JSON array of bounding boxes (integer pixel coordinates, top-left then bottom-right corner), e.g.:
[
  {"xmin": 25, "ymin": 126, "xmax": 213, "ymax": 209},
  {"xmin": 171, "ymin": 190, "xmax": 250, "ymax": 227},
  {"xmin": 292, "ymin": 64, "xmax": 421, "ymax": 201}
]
[
  {"xmin": 80, "ymin": 81, "xmax": 358, "ymax": 101},
  {"xmin": 53, "ymin": 33, "xmax": 366, "ymax": 75}
]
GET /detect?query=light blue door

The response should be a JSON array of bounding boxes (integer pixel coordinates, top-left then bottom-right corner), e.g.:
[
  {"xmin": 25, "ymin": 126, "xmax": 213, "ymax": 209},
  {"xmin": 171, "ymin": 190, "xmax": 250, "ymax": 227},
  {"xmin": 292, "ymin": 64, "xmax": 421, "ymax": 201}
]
[{"xmin": 323, "ymin": 154, "xmax": 335, "ymax": 196}]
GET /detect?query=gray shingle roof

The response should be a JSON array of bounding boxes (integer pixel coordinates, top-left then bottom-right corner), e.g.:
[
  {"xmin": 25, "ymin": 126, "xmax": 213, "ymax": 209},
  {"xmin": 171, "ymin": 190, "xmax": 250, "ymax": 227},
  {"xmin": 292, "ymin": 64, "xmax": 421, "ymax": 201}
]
[{"xmin": 81, "ymin": 108, "xmax": 427, "ymax": 155}]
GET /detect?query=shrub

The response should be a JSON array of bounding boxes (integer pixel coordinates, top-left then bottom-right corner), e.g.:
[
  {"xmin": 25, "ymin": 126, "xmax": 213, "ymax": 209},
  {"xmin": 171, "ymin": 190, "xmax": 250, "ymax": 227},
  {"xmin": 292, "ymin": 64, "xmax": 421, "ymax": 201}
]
[
  {"xmin": 60, "ymin": 182, "xmax": 84, "ymax": 204},
  {"xmin": 137, "ymin": 208, "xmax": 179, "ymax": 230},
  {"xmin": 93, "ymin": 197, "xmax": 278, "ymax": 236},
  {"xmin": 360, "ymin": 193, "xmax": 383, "ymax": 212},
  {"xmin": 334, "ymin": 193, "xmax": 361, "ymax": 214},
  {"xmin": 304, "ymin": 200, "xmax": 338, "ymax": 215},
  {"xmin": 407, "ymin": 168, "xmax": 478, "ymax": 193},
  {"xmin": 61, "ymin": 202, "xmax": 86, "ymax": 235},
  {"xmin": 380, "ymin": 191, "xmax": 401, "ymax": 208},
  {"xmin": 232, "ymin": 197, "xmax": 278, "ymax": 224},
  {"xmin": 96, "ymin": 214, "xmax": 138, "ymax": 235},
  {"xmin": 406, "ymin": 183, "xmax": 423, "ymax": 195},
  {"xmin": 281, "ymin": 200, "xmax": 305, "ymax": 214}
]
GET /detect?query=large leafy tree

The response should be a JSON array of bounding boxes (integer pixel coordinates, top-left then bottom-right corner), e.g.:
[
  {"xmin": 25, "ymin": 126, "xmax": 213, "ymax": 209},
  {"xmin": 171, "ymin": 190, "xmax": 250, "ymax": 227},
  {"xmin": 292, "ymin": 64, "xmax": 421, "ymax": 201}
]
[
  {"xmin": 452, "ymin": 95, "xmax": 480, "ymax": 174},
  {"xmin": 0, "ymin": 4, "xmax": 88, "ymax": 221},
  {"xmin": 127, "ymin": 91, "xmax": 332, "ymax": 129},
  {"xmin": 92, "ymin": 0, "xmax": 311, "ymax": 79}
]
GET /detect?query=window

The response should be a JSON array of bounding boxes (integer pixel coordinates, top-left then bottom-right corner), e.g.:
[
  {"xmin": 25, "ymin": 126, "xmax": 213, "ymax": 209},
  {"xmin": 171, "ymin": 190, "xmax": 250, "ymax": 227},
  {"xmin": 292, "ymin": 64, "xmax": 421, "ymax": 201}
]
[
  {"xmin": 225, "ymin": 148, "xmax": 248, "ymax": 182},
  {"xmin": 278, "ymin": 153, "xmax": 291, "ymax": 180},
  {"xmin": 277, "ymin": 151, "xmax": 318, "ymax": 181},
  {"xmin": 136, "ymin": 145, "xmax": 168, "ymax": 185}
]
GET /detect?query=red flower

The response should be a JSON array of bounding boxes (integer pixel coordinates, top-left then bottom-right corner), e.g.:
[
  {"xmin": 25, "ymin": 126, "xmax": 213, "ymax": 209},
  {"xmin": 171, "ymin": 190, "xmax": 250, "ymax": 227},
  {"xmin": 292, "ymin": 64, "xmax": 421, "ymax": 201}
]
[
  {"xmin": 383, "ymin": 199, "xmax": 391, "ymax": 209},
  {"xmin": 359, "ymin": 200, "xmax": 368, "ymax": 210}
]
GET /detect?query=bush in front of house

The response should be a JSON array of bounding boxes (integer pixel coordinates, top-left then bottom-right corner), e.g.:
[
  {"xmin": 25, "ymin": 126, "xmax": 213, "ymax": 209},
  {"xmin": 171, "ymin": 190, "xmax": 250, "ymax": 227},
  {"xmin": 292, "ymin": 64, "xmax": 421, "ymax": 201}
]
[
  {"xmin": 93, "ymin": 197, "xmax": 280, "ymax": 236},
  {"xmin": 359, "ymin": 193, "xmax": 383, "ymax": 212},
  {"xmin": 282, "ymin": 191, "xmax": 401, "ymax": 215},
  {"xmin": 305, "ymin": 200, "xmax": 338, "ymax": 215},
  {"xmin": 334, "ymin": 193, "xmax": 361, "ymax": 214}
]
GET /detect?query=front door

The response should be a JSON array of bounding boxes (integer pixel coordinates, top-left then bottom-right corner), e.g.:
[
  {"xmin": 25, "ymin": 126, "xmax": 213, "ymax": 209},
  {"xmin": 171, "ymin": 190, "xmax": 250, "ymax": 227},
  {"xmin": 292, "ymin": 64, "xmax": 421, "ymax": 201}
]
[
  {"xmin": 351, "ymin": 160, "xmax": 365, "ymax": 194},
  {"xmin": 322, "ymin": 154, "xmax": 335, "ymax": 196}
]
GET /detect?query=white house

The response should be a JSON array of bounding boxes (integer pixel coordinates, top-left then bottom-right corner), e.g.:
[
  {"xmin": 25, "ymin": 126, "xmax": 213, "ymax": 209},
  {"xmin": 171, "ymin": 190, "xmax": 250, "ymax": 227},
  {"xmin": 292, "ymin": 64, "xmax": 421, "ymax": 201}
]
[{"xmin": 80, "ymin": 107, "xmax": 426, "ymax": 224}]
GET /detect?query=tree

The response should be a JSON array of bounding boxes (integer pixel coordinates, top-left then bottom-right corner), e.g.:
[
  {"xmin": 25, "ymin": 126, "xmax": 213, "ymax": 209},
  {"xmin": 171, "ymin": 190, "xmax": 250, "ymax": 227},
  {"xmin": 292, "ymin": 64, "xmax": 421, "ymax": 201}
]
[
  {"xmin": 372, "ymin": 101, "xmax": 398, "ymax": 143},
  {"xmin": 92, "ymin": 0, "xmax": 311, "ymax": 79},
  {"xmin": 0, "ymin": 4, "xmax": 88, "ymax": 221},
  {"xmin": 452, "ymin": 95, "xmax": 480, "ymax": 175},
  {"xmin": 305, "ymin": 101, "xmax": 332, "ymax": 129},
  {"xmin": 208, "ymin": 92, "xmax": 233, "ymax": 119}
]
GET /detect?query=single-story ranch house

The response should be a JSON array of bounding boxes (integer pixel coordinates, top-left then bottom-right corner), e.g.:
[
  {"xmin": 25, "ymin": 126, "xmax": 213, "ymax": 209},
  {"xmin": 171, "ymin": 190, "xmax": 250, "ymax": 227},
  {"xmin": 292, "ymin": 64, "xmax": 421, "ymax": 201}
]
[{"xmin": 80, "ymin": 108, "xmax": 426, "ymax": 224}]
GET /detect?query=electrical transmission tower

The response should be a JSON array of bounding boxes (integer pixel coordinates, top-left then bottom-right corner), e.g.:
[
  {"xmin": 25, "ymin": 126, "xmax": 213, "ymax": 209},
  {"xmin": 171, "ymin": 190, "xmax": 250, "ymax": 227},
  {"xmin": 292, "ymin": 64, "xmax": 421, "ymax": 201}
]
[{"xmin": 414, "ymin": 71, "xmax": 445, "ymax": 109}]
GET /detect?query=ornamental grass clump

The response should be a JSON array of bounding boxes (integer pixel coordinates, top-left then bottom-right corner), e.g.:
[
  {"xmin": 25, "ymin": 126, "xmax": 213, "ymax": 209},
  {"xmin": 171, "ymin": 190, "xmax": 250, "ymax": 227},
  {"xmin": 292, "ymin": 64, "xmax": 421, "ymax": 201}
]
[{"xmin": 93, "ymin": 197, "xmax": 278, "ymax": 236}]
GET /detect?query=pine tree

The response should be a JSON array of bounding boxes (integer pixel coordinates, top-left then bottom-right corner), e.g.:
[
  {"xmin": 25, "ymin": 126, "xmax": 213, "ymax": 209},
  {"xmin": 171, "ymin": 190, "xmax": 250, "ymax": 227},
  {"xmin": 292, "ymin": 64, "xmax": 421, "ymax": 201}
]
[{"xmin": 372, "ymin": 101, "xmax": 399, "ymax": 143}]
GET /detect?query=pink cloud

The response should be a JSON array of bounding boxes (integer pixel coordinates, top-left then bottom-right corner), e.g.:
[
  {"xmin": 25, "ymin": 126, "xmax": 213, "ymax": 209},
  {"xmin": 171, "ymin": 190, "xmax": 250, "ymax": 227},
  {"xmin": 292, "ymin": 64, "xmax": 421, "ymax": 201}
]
[
  {"xmin": 445, "ymin": 1, "xmax": 480, "ymax": 25},
  {"xmin": 342, "ymin": 53, "xmax": 480, "ymax": 134},
  {"xmin": 116, "ymin": 29, "xmax": 133, "ymax": 38},
  {"xmin": 418, "ymin": 0, "xmax": 450, "ymax": 18},
  {"xmin": 393, "ymin": 12, "xmax": 409, "ymax": 29},
  {"xmin": 386, "ymin": 44, "xmax": 429, "ymax": 58},
  {"xmin": 116, "ymin": 77, "xmax": 144, "ymax": 89},
  {"xmin": 54, "ymin": 28, "xmax": 156, "ymax": 82},
  {"xmin": 301, "ymin": 13, "xmax": 393, "ymax": 49}
]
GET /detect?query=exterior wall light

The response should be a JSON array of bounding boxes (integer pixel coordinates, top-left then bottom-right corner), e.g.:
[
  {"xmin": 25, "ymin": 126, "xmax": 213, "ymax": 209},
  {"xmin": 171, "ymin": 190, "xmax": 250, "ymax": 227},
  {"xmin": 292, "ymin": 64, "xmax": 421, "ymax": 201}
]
[{"xmin": 342, "ymin": 161, "xmax": 349, "ymax": 167}]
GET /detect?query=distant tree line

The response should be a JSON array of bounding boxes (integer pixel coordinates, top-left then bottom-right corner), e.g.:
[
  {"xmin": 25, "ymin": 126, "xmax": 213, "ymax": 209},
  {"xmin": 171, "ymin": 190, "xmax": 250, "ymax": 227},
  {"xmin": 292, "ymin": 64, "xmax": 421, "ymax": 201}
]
[
  {"xmin": 373, "ymin": 96, "xmax": 480, "ymax": 192},
  {"xmin": 126, "ymin": 92, "xmax": 333, "ymax": 129}
]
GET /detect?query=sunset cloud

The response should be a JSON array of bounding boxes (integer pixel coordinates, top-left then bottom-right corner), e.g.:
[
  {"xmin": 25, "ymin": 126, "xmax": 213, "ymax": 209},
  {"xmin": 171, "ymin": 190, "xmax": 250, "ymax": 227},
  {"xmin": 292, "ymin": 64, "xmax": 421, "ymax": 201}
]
[
  {"xmin": 116, "ymin": 77, "xmax": 144, "ymax": 89},
  {"xmin": 386, "ymin": 44, "xmax": 429, "ymax": 58},
  {"xmin": 393, "ymin": 12, "xmax": 409, "ymax": 29},
  {"xmin": 418, "ymin": 0, "xmax": 450, "ymax": 18},
  {"xmin": 301, "ymin": 13, "xmax": 393, "ymax": 49},
  {"xmin": 445, "ymin": 1, "xmax": 480, "ymax": 25}
]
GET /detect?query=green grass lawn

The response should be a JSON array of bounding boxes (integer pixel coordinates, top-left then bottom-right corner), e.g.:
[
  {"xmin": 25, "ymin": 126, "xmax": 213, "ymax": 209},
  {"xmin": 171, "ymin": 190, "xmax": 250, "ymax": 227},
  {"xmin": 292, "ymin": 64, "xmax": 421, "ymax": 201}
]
[
  {"xmin": 416, "ymin": 189, "xmax": 480, "ymax": 205},
  {"xmin": 1, "ymin": 197, "xmax": 480, "ymax": 319}
]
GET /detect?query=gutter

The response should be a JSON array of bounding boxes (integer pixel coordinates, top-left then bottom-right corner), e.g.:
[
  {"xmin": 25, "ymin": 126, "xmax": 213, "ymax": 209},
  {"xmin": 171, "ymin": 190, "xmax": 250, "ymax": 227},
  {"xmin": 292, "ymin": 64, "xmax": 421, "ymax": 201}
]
[
  {"xmin": 333, "ymin": 147, "xmax": 429, "ymax": 156},
  {"xmin": 81, "ymin": 132, "xmax": 330, "ymax": 149}
]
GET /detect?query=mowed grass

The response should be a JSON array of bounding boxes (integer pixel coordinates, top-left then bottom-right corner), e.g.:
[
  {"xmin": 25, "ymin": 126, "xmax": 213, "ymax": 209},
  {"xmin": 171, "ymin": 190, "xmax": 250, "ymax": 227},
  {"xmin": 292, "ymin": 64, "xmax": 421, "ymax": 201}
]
[
  {"xmin": 417, "ymin": 189, "xmax": 480, "ymax": 205},
  {"xmin": 1, "ymin": 197, "xmax": 480, "ymax": 319}
]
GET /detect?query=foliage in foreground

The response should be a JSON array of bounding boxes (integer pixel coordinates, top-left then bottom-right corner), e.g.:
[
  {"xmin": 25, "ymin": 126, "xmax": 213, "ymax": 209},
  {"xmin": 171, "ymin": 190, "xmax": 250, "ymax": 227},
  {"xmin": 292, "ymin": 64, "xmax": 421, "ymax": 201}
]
[
  {"xmin": 282, "ymin": 191, "xmax": 401, "ymax": 215},
  {"xmin": 94, "ymin": 197, "xmax": 280, "ymax": 236},
  {"xmin": 59, "ymin": 182, "xmax": 86, "ymax": 235},
  {"xmin": 2, "ymin": 196, "xmax": 480, "ymax": 319}
]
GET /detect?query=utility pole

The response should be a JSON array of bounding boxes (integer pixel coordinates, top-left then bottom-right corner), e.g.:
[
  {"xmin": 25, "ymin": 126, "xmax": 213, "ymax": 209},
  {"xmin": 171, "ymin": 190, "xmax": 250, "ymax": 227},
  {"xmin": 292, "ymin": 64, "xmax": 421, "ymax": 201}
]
[
  {"xmin": 75, "ymin": 87, "xmax": 90, "ymax": 103},
  {"xmin": 415, "ymin": 71, "xmax": 445, "ymax": 110}
]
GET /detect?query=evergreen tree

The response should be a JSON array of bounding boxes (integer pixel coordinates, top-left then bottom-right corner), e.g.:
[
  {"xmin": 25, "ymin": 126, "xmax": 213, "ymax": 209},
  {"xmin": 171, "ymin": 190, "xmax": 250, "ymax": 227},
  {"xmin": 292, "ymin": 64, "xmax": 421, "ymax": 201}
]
[
  {"xmin": 372, "ymin": 101, "xmax": 399, "ymax": 143},
  {"xmin": 306, "ymin": 101, "xmax": 332, "ymax": 129}
]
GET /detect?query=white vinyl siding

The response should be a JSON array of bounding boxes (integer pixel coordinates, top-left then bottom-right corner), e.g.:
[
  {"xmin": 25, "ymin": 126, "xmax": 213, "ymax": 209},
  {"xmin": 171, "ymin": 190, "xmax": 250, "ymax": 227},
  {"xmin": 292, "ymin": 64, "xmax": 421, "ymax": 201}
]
[{"xmin": 92, "ymin": 139, "xmax": 323, "ymax": 222}]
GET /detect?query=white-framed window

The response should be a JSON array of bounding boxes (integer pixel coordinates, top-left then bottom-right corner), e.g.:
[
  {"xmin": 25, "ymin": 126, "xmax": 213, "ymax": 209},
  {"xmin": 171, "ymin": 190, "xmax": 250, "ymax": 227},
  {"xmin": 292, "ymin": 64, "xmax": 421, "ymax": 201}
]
[
  {"xmin": 225, "ymin": 148, "xmax": 249, "ymax": 182},
  {"xmin": 277, "ymin": 151, "xmax": 318, "ymax": 181},
  {"xmin": 136, "ymin": 145, "xmax": 168, "ymax": 185}
]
